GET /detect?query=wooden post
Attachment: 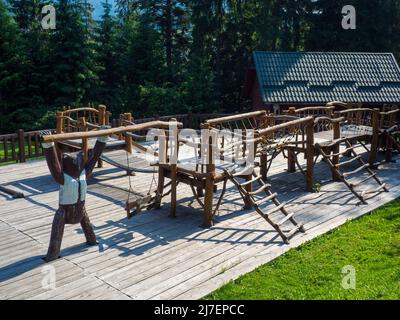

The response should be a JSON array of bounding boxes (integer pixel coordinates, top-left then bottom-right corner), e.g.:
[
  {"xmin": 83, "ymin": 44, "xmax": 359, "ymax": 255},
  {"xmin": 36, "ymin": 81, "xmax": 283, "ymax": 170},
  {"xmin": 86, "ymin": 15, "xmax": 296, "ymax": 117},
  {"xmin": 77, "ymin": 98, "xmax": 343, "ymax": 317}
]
[
  {"xmin": 203, "ymin": 125, "xmax": 215, "ymax": 227},
  {"xmin": 385, "ymin": 111, "xmax": 396, "ymax": 162},
  {"xmin": 368, "ymin": 108, "xmax": 380, "ymax": 167},
  {"xmin": 97, "ymin": 107, "xmax": 107, "ymax": 168},
  {"xmin": 17, "ymin": 129, "xmax": 26, "ymax": 163},
  {"xmin": 169, "ymin": 120, "xmax": 179, "ymax": 218},
  {"xmin": 154, "ymin": 167, "xmax": 165, "ymax": 209},
  {"xmin": 197, "ymin": 125, "xmax": 205, "ymax": 198},
  {"xmin": 170, "ymin": 164, "xmax": 177, "ymax": 218},
  {"xmin": 56, "ymin": 112, "xmax": 64, "ymax": 134},
  {"xmin": 331, "ymin": 112, "xmax": 341, "ymax": 181},
  {"xmin": 98, "ymin": 105, "xmax": 107, "ymax": 126},
  {"xmin": 106, "ymin": 112, "xmax": 111, "ymax": 126},
  {"xmin": 79, "ymin": 117, "xmax": 89, "ymax": 162},
  {"xmin": 288, "ymin": 107, "xmax": 296, "ymax": 116},
  {"xmin": 287, "ymin": 148, "xmax": 296, "ymax": 173},
  {"xmin": 243, "ymin": 174, "xmax": 253, "ymax": 210},
  {"xmin": 305, "ymin": 119, "xmax": 314, "ymax": 191},
  {"xmin": 385, "ymin": 132, "xmax": 393, "ymax": 163},
  {"xmin": 3, "ymin": 137, "xmax": 8, "ymax": 162},
  {"xmin": 259, "ymin": 113, "xmax": 268, "ymax": 180},
  {"xmin": 124, "ymin": 113, "xmax": 133, "ymax": 154},
  {"xmin": 155, "ymin": 130, "xmax": 167, "ymax": 210},
  {"xmin": 327, "ymin": 107, "xmax": 334, "ymax": 118}
]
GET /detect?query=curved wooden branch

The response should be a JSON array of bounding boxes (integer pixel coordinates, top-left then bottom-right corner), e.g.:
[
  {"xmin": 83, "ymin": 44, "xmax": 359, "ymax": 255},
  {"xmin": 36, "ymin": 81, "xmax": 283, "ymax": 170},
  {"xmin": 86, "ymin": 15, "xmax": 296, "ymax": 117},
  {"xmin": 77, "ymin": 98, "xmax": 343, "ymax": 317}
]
[
  {"xmin": 42, "ymin": 121, "xmax": 183, "ymax": 143},
  {"xmin": 203, "ymin": 110, "xmax": 267, "ymax": 126}
]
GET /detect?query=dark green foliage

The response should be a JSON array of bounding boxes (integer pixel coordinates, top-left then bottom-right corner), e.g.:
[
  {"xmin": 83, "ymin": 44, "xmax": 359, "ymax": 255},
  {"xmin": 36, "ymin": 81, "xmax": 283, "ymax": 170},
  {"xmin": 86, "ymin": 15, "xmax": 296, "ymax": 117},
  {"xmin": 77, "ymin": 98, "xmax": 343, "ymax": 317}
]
[
  {"xmin": 48, "ymin": 0, "xmax": 98, "ymax": 107},
  {"xmin": 306, "ymin": 0, "xmax": 400, "ymax": 58},
  {"xmin": 0, "ymin": 0, "xmax": 28, "ymax": 131},
  {"xmin": 95, "ymin": 1, "xmax": 119, "ymax": 109},
  {"xmin": 0, "ymin": 0, "xmax": 399, "ymax": 133}
]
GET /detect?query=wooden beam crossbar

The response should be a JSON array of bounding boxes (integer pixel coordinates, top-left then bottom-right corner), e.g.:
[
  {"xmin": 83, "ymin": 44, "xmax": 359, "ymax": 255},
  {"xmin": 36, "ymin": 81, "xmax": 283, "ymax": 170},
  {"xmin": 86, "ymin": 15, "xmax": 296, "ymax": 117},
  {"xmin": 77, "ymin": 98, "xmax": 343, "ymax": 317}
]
[{"xmin": 42, "ymin": 121, "xmax": 183, "ymax": 143}]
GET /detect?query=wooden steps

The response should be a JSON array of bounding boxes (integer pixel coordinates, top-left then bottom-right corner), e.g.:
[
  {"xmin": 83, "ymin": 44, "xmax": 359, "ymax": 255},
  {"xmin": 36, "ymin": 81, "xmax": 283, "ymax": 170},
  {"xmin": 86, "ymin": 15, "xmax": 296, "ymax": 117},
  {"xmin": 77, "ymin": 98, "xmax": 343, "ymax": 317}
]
[
  {"xmin": 316, "ymin": 138, "xmax": 388, "ymax": 204},
  {"xmin": 225, "ymin": 166, "xmax": 304, "ymax": 244}
]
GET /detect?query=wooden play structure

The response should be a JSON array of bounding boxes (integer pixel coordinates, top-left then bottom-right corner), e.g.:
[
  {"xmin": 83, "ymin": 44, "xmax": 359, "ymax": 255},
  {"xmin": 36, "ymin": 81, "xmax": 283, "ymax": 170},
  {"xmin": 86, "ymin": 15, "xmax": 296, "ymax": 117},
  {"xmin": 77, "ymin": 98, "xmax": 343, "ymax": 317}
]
[
  {"xmin": 379, "ymin": 106, "xmax": 400, "ymax": 162},
  {"xmin": 201, "ymin": 111, "xmax": 315, "ymax": 189},
  {"xmin": 197, "ymin": 104, "xmax": 390, "ymax": 205},
  {"xmin": 56, "ymin": 105, "xmax": 112, "ymax": 158},
  {"xmin": 44, "ymin": 118, "xmax": 183, "ymax": 215},
  {"xmin": 151, "ymin": 114, "xmax": 313, "ymax": 242},
  {"xmin": 40, "ymin": 102, "xmax": 397, "ymax": 244},
  {"xmin": 46, "ymin": 110, "xmax": 311, "ymax": 243},
  {"xmin": 55, "ymin": 105, "xmax": 154, "ymax": 175},
  {"xmin": 283, "ymin": 105, "xmax": 391, "ymax": 203}
]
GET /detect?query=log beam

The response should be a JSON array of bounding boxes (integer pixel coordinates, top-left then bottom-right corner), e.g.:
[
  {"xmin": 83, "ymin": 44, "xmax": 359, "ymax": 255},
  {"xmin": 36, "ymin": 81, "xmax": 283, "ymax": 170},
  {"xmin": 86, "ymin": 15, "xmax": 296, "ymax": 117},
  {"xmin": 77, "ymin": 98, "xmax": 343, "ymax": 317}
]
[{"xmin": 41, "ymin": 121, "xmax": 183, "ymax": 143}]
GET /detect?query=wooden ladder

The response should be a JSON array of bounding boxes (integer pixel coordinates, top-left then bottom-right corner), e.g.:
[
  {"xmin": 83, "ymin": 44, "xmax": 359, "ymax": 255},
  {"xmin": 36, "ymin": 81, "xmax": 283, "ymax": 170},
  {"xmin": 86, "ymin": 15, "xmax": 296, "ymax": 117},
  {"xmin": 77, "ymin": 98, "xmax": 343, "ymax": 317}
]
[
  {"xmin": 225, "ymin": 165, "xmax": 305, "ymax": 244},
  {"xmin": 316, "ymin": 138, "xmax": 388, "ymax": 204}
]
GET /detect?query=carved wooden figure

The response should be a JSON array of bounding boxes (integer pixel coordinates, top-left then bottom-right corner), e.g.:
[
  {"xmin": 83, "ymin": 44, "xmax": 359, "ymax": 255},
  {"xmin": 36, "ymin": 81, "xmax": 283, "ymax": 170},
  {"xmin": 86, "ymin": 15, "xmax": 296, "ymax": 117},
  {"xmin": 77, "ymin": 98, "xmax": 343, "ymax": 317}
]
[{"xmin": 40, "ymin": 130, "xmax": 107, "ymax": 262}]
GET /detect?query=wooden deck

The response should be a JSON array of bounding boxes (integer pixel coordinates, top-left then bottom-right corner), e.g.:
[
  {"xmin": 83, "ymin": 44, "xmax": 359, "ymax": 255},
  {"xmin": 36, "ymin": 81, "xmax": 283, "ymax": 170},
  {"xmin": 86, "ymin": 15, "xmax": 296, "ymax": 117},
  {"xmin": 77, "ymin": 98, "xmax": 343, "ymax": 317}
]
[{"xmin": 0, "ymin": 145, "xmax": 399, "ymax": 300}]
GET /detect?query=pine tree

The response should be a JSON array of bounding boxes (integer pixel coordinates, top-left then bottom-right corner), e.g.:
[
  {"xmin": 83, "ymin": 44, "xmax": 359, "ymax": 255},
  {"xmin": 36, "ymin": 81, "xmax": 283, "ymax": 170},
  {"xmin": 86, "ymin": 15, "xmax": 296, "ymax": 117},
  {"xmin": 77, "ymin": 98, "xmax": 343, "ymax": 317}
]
[
  {"xmin": 0, "ymin": 0, "xmax": 30, "ymax": 132},
  {"xmin": 7, "ymin": 0, "xmax": 53, "ymax": 128},
  {"xmin": 8, "ymin": 0, "xmax": 36, "ymax": 30},
  {"xmin": 48, "ymin": 0, "xmax": 98, "ymax": 107},
  {"xmin": 182, "ymin": 51, "xmax": 216, "ymax": 113},
  {"xmin": 111, "ymin": 9, "xmax": 165, "ymax": 115},
  {"xmin": 96, "ymin": 0, "xmax": 119, "ymax": 108}
]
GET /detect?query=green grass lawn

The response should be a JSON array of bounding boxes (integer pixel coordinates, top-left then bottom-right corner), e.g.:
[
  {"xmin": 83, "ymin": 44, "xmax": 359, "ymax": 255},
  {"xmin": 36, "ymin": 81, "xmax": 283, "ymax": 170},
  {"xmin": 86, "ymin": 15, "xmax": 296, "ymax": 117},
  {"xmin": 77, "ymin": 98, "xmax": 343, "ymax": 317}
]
[{"xmin": 205, "ymin": 199, "xmax": 400, "ymax": 300}]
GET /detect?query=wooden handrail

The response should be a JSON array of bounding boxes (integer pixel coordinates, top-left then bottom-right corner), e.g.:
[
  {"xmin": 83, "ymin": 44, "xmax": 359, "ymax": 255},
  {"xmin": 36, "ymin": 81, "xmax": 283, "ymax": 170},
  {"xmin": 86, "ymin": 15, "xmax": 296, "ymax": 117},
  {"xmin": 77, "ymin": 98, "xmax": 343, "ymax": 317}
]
[
  {"xmin": 58, "ymin": 115, "xmax": 79, "ymax": 124},
  {"xmin": 314, "ymin": 116, "xmax": 345, "ymax": 124},
  {"xmin": 62, "ymin": 107, "xmax": 100, "ymax": 115},
  {"xmin": 289, "ymin": 106, "xmax": 334, "ymax": 113},
  {"xmin": 204, "ymin": 110, "xmax": 267, "ymax": 126},
  {"xmin": 42, "ymin": 121, "xmax": 183, "ymax": 143},
  {"xmin": 257, "ymin": 117, "xmax": 314, "ymax": 136},
  {"xmin": 335, "ymin": 108, "xmax": 376, "ymax": 115},
  {"xmin": 268, "ymin": 114, "xmax": 300, "ymax": 121},
  {"xmin": 380, "ymin": 108, "xmax": 400, "ymax": 116},
  {"xmin": 326, "ymin": 101, "xmax": 349, "ymax": 107}
]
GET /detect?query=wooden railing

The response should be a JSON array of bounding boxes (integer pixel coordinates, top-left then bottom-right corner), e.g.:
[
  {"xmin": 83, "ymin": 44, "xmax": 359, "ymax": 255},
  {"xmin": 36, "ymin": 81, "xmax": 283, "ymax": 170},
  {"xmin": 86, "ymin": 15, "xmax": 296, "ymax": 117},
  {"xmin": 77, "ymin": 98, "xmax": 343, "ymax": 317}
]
[
  {"xmin": 0, "ymin": 113, "xmax": 229, "ymax": 164},
  {"xmin": 113, "ymin": 113, "xmax": 229, "ymax": 130},
  {"xmin": 57, "ymin": 105, "xmax": 110, "ymax": 134},
  {"xmin": 0, "ymin": 129, "xmax": 49, "ymax": 164}
]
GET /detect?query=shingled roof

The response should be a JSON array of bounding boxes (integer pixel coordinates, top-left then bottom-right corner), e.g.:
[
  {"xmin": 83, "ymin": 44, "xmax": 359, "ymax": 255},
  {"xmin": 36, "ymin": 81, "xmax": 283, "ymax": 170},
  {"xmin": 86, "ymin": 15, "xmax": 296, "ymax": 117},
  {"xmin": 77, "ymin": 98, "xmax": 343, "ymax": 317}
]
[{"xmin": 252, "ymin": 51, "xmax": 400, "ymax": 105}]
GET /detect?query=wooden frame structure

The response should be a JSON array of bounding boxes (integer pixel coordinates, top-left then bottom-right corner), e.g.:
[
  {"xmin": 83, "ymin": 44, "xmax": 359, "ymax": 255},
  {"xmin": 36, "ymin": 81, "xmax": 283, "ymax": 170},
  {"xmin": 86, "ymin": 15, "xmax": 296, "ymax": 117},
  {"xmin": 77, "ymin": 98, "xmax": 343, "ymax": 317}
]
[
  {"xmin": 282, "ymin": 106, "xmax": 381, "ymax": 172},
  {"xmin": 379, "ymin": 106, "xmax": 400, "ymax": 162},
  {"xmin": 56, "ymin": 105, "xmax": 111, "ymax": 161},
  {"xmin": 202, "ymin": 110, "xmax": 269, "ymax": 179},
  {"xmin": 55, "ymin": 107, "xmax": 150, "ymax": 175},
  {"xmin": 42, "ymin": 120, "xmax": 182, "ymax": 144},
  {"xmin": 41, "ymin": 104, "xmax": 394, "ymax": 241},
  {"xmin": 280, "ymin": 105, "xmax": 389, "ymax": 203},
  {"xmin": 43, "ymin": 119, "xmax": 184, "ymax": 216},
  {"xmin": 333, "ymin": 108, "xmax": 381, "ymax": 167},
  {"xmin": 201, "ymin": 111, "xmax": 315, "ymax": 191},
  {"xmin": 154, "ymin": 115, "xmax": 314, "ymax": 233}
]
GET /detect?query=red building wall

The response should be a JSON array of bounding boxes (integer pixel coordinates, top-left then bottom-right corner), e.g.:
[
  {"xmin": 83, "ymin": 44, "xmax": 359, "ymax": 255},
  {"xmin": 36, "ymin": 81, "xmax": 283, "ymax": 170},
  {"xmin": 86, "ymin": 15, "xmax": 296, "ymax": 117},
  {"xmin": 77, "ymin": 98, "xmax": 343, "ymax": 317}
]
[{"xmin": 251, "ymin": 78, "xmax": 265, "ymax": 110}]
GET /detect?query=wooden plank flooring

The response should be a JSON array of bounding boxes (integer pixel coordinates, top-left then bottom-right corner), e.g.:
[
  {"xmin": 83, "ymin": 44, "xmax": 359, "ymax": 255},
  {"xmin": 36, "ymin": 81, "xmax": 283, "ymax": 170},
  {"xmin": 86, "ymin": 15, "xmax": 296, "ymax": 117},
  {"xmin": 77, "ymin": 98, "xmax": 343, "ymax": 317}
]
[{"xmin": 0, "ymin": 145, "xmax": 399, "ymax": 300}]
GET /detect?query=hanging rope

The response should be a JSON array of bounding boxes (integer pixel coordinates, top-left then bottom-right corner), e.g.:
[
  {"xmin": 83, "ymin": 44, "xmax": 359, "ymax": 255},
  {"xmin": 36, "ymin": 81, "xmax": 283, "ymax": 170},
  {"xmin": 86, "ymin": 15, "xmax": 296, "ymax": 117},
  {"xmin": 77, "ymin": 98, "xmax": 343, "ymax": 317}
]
[{"xmin": 125, "ymin": 134, "xmax": 159, "ymax": 216}]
